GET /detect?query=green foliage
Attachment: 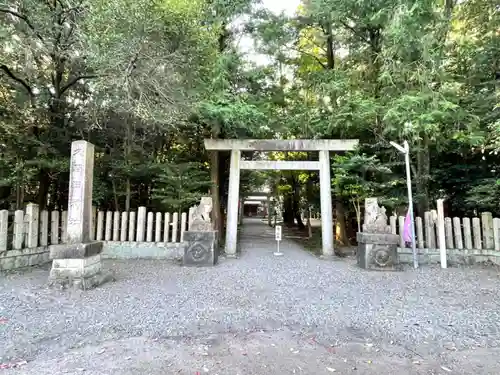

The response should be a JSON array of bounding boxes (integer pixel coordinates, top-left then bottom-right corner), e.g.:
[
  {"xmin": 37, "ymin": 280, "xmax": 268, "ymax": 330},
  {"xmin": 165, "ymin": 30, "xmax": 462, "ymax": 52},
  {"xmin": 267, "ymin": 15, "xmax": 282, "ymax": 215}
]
[
  {"xmin": 0, "ymin": 0, "xmax": 499, "ymax": 224},
  {"xmin": 152, "ymin": 162, "xmax": 211, "ymax": 212}
]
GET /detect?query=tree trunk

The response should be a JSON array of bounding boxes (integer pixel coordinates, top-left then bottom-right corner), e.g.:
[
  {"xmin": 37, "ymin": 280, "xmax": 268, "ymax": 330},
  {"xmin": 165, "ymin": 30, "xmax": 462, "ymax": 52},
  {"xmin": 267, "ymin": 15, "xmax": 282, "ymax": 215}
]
[
  {"xmin": 293, "ymin": 176, "xmax": 305, "ymax": 230},
  {"xmin": 210, "ymin": 149, "xmax": 221, "ymax": 240},
  {"xmin": 335, "ymin": 201, "xmax": 348, "ymax": 245},
  {"xmin": 124, "ymin": 118, "xmax": 132, "ymax": 212},
  {"xmin": 416, "ymin": 135, "xmax": 430, "ymax": 215},
  {"xmin": 283, "ymin": 194, "xmax": 295, "ymax": 226},
  {"xmin": 37, "ymin": 171, "xmax": 50, "ymax": 210},
  {"xmin": 112, "ymin": 179, "xmax": 120, "ymax": 211}
]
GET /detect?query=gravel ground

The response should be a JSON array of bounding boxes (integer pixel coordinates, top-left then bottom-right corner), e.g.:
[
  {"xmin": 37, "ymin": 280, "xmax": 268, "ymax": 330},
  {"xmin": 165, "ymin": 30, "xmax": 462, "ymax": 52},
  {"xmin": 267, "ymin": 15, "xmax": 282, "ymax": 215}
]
[{"xmin": 1, "ymin": 218, "xmax": 500, "ymax": 374}]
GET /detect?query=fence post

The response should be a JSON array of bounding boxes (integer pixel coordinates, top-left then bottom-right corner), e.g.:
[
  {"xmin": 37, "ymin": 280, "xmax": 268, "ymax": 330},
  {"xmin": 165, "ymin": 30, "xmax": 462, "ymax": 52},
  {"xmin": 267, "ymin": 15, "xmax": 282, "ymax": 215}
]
[
  {"xmin": 113, "ymin": 211, "xmax": 120, "ymax": 241},
  {"xmin": 424, "ymin": 211, "xmax": 435, "ymax": 248},
  {"xmin": 136, "ymin": 207, "xmax": 146, "ymax": 242},
  {"xmin": 188, "ymin": 206, "xmax": 194, "ymax": 230},
  {"xmin": 415, "ymin": 216, "xmax": 424, "ymax": 249},
  {"xmin": 472, "ymin": 217, "xmax": 482, "ymax": 249},
  {"xmin": 104, "ymin": 211, "xmax": 112, "ymax": 241},
  {"xmin": 0, "ymin": 210, "xmax": 8, "ymax": 251},
  {"xmin": 172, "ymin": 212, "xmax": 178, "ymax": 243},
  {"xmin": 180, "ymin": 212, "xmax": 187, "ymax": 242},
  {"xmin": 120, "ymin": 212, "xmax": 128, "ymax": 241},
  {"xmin": 463, "ymin": 217, "xmax": 473, "ymax": 249},
  {"xmin": 51, "ymin": 211, "xmax": 60, "ymax": 245},
  {"xmin": 26, "ymin": 203, "xmax": 39, "ymax": 248},
  {"xmin": 390, "ymin": 215, "xmax": 397, "ymax": 235},
  {"xmin": 13, "ymin": 210, "xmax": 24, "ymax": 249},
  {"xmin": 128, "ymin": 212, "xmax": 136, "ymax": 242},
  {"xmin": 493, "ymin": 218, "xmax": 500, "ymax": 251},
  {"xmin": 40, "ymin": 210, "xmax": 49, "ymax": 246},
  {"xmin": 453, "ymin": 217, "xmax": 463, "ymax": 250},
  {"xmin": 146, "ymin": 212, "xmax": 154, "ymax": 242},
  {"xmin": 481, "ymin": 212, "xmax": 494, "ymax": 249},
  {"xmin": 155, "ymin": 212, "xmax": 162, "ymax": 242},
  {"xmin": 96, "ymin": 211, "xmax": 104, "ymax": 241}
]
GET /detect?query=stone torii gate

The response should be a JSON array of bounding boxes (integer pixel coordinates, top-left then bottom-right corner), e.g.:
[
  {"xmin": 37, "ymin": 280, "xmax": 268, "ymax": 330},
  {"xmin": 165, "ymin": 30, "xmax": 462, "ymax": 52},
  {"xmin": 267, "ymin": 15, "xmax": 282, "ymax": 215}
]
[{"xmin": 204, "ymin": 139, "xmax": 359, "ymax": 257}]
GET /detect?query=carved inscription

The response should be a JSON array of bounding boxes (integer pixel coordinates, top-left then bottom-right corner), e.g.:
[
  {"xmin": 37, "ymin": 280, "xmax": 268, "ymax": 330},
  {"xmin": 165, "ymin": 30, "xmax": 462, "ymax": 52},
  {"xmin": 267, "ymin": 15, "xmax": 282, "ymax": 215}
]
[{"xmin": 68, "ymin": 143, "xmax": 85, "ymax": 226}]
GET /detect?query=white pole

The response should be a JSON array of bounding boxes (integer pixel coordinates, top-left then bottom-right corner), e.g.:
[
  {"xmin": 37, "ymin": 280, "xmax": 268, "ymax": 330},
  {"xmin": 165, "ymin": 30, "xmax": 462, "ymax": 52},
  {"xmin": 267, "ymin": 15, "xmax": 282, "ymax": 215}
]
[
  {"xmin": 437, "ymin": 198, "xmax": 447, "ymax": 268},
  {"xmin": 403, "ymin": 141, "xmax": 418, "ymax": 269},
  {"xmin": 390, "ymin": 140, "xmax": 418, "ymax": 269}
]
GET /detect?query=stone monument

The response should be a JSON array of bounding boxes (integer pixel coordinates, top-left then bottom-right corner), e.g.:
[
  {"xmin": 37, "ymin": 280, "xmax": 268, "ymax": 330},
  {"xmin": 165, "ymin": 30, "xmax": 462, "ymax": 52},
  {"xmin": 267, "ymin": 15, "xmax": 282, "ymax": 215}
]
[
  {"xmin": 48, "ymin": 140, "xmax": 112, "ymax": 289},
  {"xmin": 183, "ymin": 197, "xmax": 218, "ymax": 266},
  {"xmin": 356, "ymin": 198, "xmax": 400, "ymax": 270}
]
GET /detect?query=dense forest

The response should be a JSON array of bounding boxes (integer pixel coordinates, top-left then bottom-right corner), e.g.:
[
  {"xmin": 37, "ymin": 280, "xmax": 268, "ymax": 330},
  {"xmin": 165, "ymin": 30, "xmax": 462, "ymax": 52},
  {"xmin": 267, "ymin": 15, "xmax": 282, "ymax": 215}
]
[{"xmin": 1, "ymin": 0, "xmax": 499, "ymax": 244}]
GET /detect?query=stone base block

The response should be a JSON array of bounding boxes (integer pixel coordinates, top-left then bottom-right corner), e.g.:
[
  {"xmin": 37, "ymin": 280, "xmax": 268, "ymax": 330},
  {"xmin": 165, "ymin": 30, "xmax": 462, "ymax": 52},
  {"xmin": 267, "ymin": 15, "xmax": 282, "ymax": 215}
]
[
  {"xmin": 48, "ymin": 254, "xmax": 113, "ymax": 290},
  {"xmin": 183, "ymin": 231, "xmax": 218, "ymax": 267},
  {"xmin": 50, "ymin": 241, "xmax": 103, "ymax": 259},
  {"xmin": 357, "ymin": 243, "xmax": 401, "ymax": 270}
]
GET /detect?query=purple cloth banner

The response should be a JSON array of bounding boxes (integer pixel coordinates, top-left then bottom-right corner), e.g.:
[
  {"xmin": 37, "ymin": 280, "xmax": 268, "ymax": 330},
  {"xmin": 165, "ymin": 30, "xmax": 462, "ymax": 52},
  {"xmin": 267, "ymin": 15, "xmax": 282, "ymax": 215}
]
[{"xmin": 403, "ymin": 210, "xmax": 412, "ymax": 242}]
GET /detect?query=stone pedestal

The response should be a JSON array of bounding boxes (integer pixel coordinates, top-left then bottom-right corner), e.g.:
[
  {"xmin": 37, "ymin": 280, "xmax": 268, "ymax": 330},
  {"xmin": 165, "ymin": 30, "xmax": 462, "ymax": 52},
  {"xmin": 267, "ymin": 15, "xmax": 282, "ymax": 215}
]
[
  {"xmin": 49, "ymin": 246, "xmax": 111, "ymax": 289},
  {"xmin": 356, "ymin": 232, "xmax": 400, "ymax": 270},
  {"xmin": 183, "ymin": 231, "xmax": 218, "ymax": 267},
  {"xmin": 48, "ymin": 140, "xmax": 111, "ymax": 290},
  {"xmin": 357, "ymin": 197, "xmax": 401, "ymax": 270}
]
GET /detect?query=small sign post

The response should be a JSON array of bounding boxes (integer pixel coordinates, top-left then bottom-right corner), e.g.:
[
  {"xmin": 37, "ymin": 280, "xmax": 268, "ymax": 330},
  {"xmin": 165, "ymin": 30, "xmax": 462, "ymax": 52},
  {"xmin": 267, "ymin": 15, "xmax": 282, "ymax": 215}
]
[{"xmin": 274, "ymin": 225, "xmax": 283, "ymax": 256}]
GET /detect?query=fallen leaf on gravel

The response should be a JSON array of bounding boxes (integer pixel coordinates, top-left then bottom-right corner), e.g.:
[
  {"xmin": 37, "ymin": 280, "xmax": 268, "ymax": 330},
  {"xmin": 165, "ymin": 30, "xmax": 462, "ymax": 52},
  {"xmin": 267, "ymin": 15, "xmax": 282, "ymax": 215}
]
[
  {"xmin": 441, "ymin": 366, "xmax": 452, "ymax": 372},
  {"xmin": 0, "ymin": 360, "xmax": 27, "ymax": 369},
  {"xmin": 326, "ymin": 367, "xmax": 336, "ymax": 372}
]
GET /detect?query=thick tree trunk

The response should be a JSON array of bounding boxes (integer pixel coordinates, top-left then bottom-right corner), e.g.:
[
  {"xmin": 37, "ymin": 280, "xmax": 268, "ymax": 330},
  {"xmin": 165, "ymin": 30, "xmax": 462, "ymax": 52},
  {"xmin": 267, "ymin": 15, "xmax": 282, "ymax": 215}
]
[
  {"xmin": 283, "ymin": 194, "xmax": 295, "ymax": 226},
  {"xmin": 36, "ymin": 171, "xmax": 50, "ymax": 210},
  {"xmin": 293, "ymin": 176, "xmax": 305, "ymax": 230},
  {"xmin": 335, "ymin": 201, "xmax": 349, "ymax": 245}
]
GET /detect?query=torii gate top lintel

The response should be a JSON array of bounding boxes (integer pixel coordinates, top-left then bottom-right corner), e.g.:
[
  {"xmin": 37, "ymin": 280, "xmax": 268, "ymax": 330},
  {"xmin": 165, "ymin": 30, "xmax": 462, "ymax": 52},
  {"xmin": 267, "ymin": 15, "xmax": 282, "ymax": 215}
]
[{"xmin": 204, "ymin": 139, "xmax": 359, "ymax": 152}]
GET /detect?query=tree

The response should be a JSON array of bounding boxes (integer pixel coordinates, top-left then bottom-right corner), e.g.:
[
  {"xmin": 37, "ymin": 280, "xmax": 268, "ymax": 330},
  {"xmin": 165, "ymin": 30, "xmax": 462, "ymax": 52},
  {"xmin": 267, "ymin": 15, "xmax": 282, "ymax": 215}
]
[{"xmin": 152, "ymin": 162, "xmax": 211, "ymax": 213}]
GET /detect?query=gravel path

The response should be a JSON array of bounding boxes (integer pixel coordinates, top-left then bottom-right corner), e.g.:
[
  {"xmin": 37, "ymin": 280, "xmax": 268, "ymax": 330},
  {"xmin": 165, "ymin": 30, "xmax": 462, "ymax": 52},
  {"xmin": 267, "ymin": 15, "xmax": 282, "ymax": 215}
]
[{"xmin": 1, "ymin": 218, "xmax": 500, "ymax": 374}]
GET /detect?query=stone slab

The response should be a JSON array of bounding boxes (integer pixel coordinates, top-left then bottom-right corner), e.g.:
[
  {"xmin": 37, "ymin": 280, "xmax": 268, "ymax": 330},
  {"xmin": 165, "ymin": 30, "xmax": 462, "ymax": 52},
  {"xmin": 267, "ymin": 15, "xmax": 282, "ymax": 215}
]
[
  {"xmin": 183, "ymin": 231, "xmax": 218, "ymax": 267},
  {"xmin": 101, "ymin": 241, "xmax": 185, "ymax": 260},
  {"xmin": 356, "ymin": 232, "xmax": 400, "ymax": 245},
  {"xmin": 240, "ymin": 160, "xmax": 320, "ymax": 170},
  {"xmin": 67, "ymin": 140, "xmax": 95, "ymax": 244},
  {"xmin": 48, "ymin": 254, "xmax": 113, "ymax": 290},
  {"xmin": 397, "ymin": 248, "xmax": 500, "ymax": 266},
  {"xmin": 49, "ymin": 241, "xmax": 103, "ymax": 259},
  {"xmin": 204, "ymin": 139, "xmax": 359, "ymax": 151},
  {"xmin": 0, "ymin": 246, "xmax": 51, "ymax": 271}
]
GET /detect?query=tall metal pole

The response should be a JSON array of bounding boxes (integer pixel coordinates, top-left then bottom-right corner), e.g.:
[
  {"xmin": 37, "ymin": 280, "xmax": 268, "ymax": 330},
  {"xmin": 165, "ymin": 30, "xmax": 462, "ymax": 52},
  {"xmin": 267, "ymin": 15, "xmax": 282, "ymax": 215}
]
[{"xmin": 403, "ymin": 141, "xmax": 418, "ymax": 269}]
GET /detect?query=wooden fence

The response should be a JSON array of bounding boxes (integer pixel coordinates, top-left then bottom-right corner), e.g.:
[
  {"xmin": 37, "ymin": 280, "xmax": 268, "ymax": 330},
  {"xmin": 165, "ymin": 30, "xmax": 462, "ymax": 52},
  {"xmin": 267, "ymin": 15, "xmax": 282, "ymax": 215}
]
[
  {"xmin": 391, "ymin": 210, "xmax": 500, "ymax": 251},
  {"xmin": 0, "ymin": 204, "xmax": 192, "ymax": 252}
]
